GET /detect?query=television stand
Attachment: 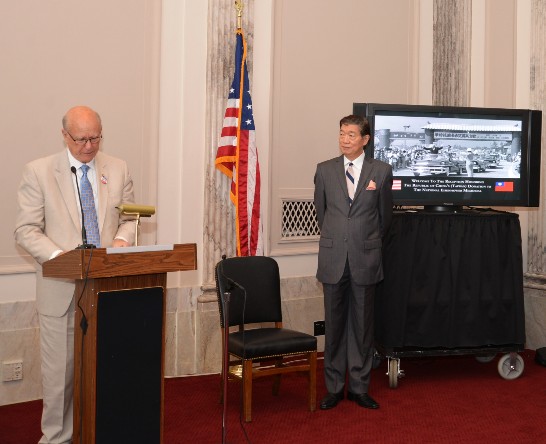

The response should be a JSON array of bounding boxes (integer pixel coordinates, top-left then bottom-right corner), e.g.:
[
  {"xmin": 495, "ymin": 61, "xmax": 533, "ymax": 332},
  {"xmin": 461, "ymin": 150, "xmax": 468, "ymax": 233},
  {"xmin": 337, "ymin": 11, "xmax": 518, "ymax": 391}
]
[
  {"xmin": 423, "ymin": 205, "xmax": 464, "ymax": 213},
  {"xmin": 376, "ymin": 210, "xmax": 525, "ymax": 385}
]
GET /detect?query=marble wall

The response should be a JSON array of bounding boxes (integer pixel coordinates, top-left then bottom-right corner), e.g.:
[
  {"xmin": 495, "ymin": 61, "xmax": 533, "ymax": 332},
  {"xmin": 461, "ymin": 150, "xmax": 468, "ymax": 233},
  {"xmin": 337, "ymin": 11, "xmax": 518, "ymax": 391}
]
[
  {"xmin": 521, "ymin": 0, "xmax": 546, "ymax": 356},
  {"xmin": 169, "ymin": 276, "xmax": 325, "ymax": 376},
  {"xmin": 3, "ymin": 274, "xmax": 546, "ymax": 406},
  {"xmin": 0, "ymin": 275, "xmax": 325, "ymax": 406},
  {"xmin": 0, "ymin": 300, "xmax": 42, "ymax": 405},
  {"xmin": 523, "ymin": 284, "xmax": 546, "ymax": 350}
]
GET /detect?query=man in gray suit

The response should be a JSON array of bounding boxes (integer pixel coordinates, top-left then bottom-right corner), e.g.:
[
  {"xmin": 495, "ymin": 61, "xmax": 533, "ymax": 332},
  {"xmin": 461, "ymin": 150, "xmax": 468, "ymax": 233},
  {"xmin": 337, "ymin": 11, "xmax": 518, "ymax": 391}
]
[
  {"xmin": 314, "ymin": 114, "xmax": 393, "ymax": 410},
  {"xmin": 15, "ymin": 105, "xmax": 136, "ymax": 443}
]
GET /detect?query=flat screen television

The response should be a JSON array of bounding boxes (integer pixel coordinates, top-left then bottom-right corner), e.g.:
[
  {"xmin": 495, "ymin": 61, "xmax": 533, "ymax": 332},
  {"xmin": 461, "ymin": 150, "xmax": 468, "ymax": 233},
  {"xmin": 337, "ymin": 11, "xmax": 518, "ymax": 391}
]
[{"xmin": 353, "ymin": 103, "xmax": 542, "ymax": 210}]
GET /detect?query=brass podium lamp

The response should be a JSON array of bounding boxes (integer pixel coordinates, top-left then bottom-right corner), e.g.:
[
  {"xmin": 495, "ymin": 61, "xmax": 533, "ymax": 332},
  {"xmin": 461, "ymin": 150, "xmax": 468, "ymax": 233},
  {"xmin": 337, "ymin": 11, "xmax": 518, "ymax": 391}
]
[{"xmin": 116, "ymin": 204, "xmax": 156, "ymax": 246}]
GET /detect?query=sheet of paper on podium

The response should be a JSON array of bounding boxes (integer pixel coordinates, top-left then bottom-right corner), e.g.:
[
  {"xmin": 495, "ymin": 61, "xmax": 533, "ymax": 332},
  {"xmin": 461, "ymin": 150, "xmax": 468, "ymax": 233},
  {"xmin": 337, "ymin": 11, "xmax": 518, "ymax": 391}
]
[{"xmin": 106, "ymin": 244, "xmax": 174, "ymax": 254}]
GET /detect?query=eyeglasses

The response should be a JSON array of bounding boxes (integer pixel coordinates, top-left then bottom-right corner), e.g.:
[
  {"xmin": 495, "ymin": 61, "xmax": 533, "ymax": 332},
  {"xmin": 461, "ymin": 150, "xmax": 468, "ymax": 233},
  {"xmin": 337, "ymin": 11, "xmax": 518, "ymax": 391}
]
[
  {"xmin": 65, "ymin": 131, "xmax": 102, "ymax": 146},
  {"xmin": 339, "ymin": 132, "xmax": 361, "ymax": 141}
]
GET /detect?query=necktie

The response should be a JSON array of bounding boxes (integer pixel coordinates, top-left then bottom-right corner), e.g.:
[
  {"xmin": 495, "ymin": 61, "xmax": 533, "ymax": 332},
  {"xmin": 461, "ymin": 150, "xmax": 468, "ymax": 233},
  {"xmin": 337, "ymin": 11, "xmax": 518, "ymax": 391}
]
[
  {"xmin": 346, "ymin": 162, "xmax": 355, "ymax": 204},
  {"xmin": 80, "ymin": 164, "xmax": 100, "ymax": 247}
]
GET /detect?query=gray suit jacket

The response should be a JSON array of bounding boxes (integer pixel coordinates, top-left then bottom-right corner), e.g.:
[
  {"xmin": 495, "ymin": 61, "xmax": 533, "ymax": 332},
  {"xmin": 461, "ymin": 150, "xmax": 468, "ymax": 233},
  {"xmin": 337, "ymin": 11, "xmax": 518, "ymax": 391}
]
[
  {"xmin": 15, "ymin": 150, "xmax": 136, "ymax": 316},
  {"xmin": 314, "ymin": 154, "xmax": 393, "ymax": 285}
]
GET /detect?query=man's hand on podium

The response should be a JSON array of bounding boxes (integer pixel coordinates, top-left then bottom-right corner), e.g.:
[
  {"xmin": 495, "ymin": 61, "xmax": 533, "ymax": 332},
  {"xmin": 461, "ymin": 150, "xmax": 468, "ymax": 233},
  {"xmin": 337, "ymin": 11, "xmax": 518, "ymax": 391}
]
[{"xmin": 112, "ymin": 238, "xmax": 130, "ymax": 248}]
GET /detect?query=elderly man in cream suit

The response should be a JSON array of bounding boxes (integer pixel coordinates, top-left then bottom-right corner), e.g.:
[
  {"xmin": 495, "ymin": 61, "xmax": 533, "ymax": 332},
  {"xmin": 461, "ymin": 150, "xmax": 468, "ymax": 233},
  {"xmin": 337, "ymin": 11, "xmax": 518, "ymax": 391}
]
[
  {"xmin": 15, "ymin": 106, "xmax": 136, "ymax": 444},
  {"xmin": 314, "ymin": 114, "xmax": 393, "ymax": 411}
]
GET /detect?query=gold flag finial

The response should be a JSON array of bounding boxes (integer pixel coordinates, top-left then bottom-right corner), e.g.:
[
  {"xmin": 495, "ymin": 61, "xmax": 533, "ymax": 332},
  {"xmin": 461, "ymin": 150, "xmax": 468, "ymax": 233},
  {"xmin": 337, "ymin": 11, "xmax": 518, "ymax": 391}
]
[{"xmin": 235, "ymin": 0, "xmax": 243, "ymax": 30}]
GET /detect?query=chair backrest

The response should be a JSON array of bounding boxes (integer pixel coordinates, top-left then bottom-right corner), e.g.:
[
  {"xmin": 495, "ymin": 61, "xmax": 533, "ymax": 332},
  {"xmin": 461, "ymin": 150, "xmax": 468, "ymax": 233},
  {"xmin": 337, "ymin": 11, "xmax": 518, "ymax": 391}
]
[{"xmin": 215, "ymin": 256, "xmax": 282, "ymax": 328}]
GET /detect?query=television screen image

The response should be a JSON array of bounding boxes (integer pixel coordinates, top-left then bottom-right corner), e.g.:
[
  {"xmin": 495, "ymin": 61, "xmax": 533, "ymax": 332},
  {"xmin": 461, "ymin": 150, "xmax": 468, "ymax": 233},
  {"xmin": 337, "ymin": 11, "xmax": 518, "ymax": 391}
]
[{"xmin": 353, "ymin": 103, "xmax": 542, "ymax": 210}]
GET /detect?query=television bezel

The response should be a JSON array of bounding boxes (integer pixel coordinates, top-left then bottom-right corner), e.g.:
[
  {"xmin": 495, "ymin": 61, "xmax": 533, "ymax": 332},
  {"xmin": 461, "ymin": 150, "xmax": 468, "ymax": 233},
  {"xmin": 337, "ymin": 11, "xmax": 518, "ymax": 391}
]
[{"xmin": 353, "ymin": 102, "xmax": 541, "ymax": 208}]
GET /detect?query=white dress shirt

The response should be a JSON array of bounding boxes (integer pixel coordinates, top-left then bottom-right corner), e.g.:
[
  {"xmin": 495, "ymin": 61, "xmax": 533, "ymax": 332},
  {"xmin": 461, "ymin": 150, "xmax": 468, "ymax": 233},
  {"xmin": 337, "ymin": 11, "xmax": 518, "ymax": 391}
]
[{"xmin": 344, "ymin": 152, "xmax": 365, "ymax": 192}]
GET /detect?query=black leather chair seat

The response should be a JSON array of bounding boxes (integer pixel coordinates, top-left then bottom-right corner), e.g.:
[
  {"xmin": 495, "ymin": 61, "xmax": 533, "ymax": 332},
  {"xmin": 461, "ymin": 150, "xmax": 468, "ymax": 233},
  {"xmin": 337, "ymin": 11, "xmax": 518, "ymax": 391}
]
[{"xmin": 229, "ymin": 328, "xmax": 317, "ymax": 360}]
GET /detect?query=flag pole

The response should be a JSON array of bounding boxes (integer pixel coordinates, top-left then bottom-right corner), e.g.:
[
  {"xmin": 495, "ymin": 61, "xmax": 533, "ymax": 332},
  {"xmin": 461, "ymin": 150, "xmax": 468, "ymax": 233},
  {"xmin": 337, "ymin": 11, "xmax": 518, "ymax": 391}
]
[
  {"xmin": 235, "ymin": 0, "xmax": 243, "ymax": 30},
  {"xmin": 234, "ymin": 0, "xmax": 245, "ymax": 256},
  {"xmin": 222, "ymin": 5, "xmax": 243, "ymax": 442}
]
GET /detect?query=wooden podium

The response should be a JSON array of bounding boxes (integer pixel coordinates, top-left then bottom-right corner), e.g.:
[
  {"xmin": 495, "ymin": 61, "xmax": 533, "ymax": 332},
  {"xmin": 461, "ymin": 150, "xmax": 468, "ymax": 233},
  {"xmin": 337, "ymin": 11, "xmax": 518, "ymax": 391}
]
[{"xmin": 42, "ymin": 243, "xmax": 197, "ymax": 444}]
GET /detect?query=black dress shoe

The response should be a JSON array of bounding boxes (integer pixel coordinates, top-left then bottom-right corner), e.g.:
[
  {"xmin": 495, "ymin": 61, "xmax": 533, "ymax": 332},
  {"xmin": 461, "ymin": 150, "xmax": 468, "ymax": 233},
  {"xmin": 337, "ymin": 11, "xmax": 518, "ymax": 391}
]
[
  {"xmin": 347, "ymin": 392, "xmax": 379, "ymax": 409},
  {"xmin": 319, "ymin": 392, "xmax": 344, "ymax": 410}
]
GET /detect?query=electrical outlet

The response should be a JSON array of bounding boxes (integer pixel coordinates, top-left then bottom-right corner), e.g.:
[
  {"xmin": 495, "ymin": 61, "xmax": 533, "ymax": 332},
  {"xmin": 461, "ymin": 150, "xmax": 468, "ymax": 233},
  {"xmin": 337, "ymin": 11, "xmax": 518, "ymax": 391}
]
[
  {"xmin": 2, "ymin": 360, "xmax": 23, "ymax": 381},
  {"xmin": 314, "ymin": 320, "xmax": 325, "ymax": 336}
]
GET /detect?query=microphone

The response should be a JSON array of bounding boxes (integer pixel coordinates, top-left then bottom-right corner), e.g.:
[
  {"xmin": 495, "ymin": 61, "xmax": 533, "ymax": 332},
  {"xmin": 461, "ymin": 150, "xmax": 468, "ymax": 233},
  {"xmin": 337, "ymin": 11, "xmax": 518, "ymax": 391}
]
[
  {"xmin": 220, "ymin": 255, "xmax": 245, "ymax": 292},
  {"xmin": 71, "ymin": 166, "xmax": 95, "ymax": 249},
  {"xmin": 226, "ymin": 276, "xmax": 245, "ymax": 292}
]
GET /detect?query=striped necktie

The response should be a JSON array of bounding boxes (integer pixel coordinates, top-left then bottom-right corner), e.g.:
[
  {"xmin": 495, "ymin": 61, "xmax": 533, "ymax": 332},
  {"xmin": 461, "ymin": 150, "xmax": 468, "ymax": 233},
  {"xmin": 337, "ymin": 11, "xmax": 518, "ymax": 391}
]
[
  {"xmin": 346, "ymin": 162, "xmax": 355, "ymax": 204},
  {"xmin": 80, "ymin": 164, "xmax": 100, "ymax": 247}
]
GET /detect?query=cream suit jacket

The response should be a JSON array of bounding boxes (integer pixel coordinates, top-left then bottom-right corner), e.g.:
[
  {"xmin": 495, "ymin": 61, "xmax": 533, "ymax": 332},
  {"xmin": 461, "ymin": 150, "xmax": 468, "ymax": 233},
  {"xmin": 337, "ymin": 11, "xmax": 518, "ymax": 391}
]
[{"xmin": 15, "ymin": 150, "xmax": 136, "ymax": 317}]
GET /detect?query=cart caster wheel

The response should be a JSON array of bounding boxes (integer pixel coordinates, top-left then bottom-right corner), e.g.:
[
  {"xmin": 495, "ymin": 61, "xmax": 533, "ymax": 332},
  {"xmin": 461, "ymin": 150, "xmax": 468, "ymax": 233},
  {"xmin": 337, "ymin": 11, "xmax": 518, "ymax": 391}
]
[
  {"xmin": 475, "ymin": 354, "xmax": 496, "ymax": 363},
  {"xmin": 497, "ymin": 353, "xmax": 524, "ymax": 380},
  {"xmin": 388, "ymin": 358, "xmax": 400, "ymax": 389}
]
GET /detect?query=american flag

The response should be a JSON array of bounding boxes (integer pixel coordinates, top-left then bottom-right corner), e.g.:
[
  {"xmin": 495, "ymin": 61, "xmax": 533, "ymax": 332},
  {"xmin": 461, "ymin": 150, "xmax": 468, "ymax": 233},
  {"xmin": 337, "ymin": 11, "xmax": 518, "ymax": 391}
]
[
  {"xmin": 215, "ymin": 30, "xmax": 263, "ymax": 256},
  {"xmin": 392, "ymin": 179, "xmax": 402, "ymax": 191}
]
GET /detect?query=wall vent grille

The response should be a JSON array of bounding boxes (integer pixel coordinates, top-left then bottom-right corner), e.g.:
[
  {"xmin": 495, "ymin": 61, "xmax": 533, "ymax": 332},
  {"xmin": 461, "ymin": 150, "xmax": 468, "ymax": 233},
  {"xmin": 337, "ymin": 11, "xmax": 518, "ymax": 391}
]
[{"xmin": 281, "ymin": 199, "xmax": 320, "ymax": 240}]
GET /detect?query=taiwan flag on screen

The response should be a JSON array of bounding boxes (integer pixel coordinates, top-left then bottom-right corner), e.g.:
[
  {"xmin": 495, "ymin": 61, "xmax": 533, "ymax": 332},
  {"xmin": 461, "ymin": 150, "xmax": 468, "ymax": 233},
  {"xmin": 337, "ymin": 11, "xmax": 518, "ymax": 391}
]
[{"xmin": 495, "ymin": 181, "xmax": 514, "ymax": 192}]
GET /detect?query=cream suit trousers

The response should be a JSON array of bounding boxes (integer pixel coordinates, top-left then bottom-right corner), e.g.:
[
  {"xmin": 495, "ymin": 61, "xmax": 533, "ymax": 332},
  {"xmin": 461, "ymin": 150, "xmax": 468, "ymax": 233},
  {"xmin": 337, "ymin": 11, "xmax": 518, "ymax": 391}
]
[{"xmin": 38, "ymin": 298, "xmax": 75, "ymax": 444}]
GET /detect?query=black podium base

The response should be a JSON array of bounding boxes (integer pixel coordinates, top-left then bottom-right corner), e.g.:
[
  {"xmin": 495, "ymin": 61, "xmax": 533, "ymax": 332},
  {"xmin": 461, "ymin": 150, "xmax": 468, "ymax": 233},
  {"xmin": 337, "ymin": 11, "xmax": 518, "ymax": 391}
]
[{"xmin": 95, "ymin": 286, "xmax": 164, "ymax": 444}]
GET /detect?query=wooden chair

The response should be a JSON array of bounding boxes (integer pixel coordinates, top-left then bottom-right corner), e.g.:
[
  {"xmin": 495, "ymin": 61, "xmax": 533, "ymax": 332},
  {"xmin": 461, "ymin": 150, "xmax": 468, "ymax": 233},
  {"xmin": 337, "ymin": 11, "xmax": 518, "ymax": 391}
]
[{"xmin": 214, "ymin": 256, "xmax": 317, "ymax": 422}]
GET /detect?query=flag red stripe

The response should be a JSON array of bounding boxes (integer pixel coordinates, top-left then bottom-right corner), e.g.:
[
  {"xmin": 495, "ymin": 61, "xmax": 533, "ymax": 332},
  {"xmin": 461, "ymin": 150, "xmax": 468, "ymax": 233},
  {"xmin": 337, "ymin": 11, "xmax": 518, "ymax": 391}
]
[
  {"xmin": 220, "ymin": 127, "xmax": 238, "ymax": 138},
  {"xmin": 224, "ymin": 108, "xmax": 239, "ymax": 118}
]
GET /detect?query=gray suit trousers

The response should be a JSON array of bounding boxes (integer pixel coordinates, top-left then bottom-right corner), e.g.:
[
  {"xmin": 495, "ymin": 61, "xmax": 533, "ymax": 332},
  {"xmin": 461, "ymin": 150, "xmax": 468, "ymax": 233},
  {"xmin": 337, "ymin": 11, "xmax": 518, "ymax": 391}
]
[{"xmin": 323, "ymin": 258, "xmax": 375, "ymax": 395}]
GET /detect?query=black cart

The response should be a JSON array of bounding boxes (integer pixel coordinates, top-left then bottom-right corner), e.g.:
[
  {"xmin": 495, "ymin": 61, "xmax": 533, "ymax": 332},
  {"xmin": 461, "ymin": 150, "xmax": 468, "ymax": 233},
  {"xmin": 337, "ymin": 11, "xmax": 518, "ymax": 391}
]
[{"xmin": 375, "ymin": 209, "xmax": 526, "ymax": 388}]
